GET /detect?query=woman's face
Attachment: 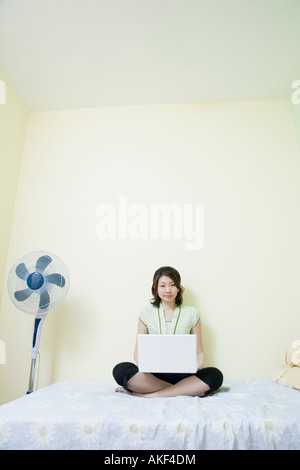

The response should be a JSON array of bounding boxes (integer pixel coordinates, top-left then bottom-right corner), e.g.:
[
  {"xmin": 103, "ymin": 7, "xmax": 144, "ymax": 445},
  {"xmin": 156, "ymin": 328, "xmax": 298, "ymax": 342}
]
[{"xmin": 157, "ymin": 275, "xmax": 179, "ymax": 304}]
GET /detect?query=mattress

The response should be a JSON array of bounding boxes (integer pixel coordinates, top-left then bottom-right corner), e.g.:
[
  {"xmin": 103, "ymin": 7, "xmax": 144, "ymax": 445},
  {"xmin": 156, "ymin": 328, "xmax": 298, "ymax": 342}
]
[{"xmin": 0, "ymin": 378, "xmax": 299, "ymax": 450}]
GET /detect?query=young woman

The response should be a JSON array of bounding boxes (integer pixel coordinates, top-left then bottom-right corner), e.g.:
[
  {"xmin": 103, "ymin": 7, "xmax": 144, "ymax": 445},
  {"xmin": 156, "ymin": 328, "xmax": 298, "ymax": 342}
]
[{"xmin": 113, "ymin": 266, "xmax": 223, "ymax": 398}]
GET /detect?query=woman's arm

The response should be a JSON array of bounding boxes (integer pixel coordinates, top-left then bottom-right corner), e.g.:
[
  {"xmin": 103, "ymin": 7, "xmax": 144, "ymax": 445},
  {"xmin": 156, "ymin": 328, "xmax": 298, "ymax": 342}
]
[
  {"xmin": 191, "ymin": 319, "xmax": 205, "ymax": 370},
  {"xmin": 134, "ymin": 319, "xmax": 149, "ymax": 365}
]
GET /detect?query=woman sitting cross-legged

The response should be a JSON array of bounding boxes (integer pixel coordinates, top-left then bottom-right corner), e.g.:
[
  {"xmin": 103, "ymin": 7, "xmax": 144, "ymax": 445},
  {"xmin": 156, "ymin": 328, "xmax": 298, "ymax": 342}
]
[{"xmin": 113, "ymin": 266, "xmax": 223, "ymax": 398}]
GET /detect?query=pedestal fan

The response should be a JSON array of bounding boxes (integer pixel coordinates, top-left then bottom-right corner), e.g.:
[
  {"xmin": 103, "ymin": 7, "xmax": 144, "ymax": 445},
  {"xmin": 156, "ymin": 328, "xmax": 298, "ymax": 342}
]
[{"xmin": 7, "ymin": 250, "xmax": 70, "ymax": 393}]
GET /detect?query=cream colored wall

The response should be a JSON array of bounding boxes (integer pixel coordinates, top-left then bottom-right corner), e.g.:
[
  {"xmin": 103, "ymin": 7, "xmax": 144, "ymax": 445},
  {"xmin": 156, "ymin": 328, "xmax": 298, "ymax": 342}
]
[
  {"xmin": 0, "ymin": 67, "xmax": 28, "ymax": 305},
  {"xmin": 0, "ymin": 68, "xmax": 29, "ymax": 403},
  {"xmin": 291, "ymin": 100, "xmax": 300, "ymax": 149},
  {"xmin": 1, "ymin": 100, "xmax": 300, "ymax": 404}
]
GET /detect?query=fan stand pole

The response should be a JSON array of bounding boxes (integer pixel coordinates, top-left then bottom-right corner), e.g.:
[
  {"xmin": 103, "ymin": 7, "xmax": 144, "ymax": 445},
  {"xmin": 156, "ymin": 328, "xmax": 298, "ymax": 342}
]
[
  {"xmin": 27, "ymin": 358, "xmax": 37, "ymax": 394},
  {"xmin": 27, "ymin": 314, "xmax": 46, "ymax": 394}
]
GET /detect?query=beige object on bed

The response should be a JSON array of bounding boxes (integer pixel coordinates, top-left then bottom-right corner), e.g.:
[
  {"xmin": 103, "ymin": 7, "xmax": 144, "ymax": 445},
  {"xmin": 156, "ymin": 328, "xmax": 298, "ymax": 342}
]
[
  {"xmin": 284, "ymin": 340, "xmax": 300, "ymax": 366},
  {"xmin": 273, "ymin": 340, "xmax": 300, "ymax": 391}
]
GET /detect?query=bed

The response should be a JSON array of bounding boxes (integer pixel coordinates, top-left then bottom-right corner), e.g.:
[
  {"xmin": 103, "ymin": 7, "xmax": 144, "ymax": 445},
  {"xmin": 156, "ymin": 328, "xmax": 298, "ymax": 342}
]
[{"xmin": 0, "ymin": 377, "xmax": 299, "ymax": 450}]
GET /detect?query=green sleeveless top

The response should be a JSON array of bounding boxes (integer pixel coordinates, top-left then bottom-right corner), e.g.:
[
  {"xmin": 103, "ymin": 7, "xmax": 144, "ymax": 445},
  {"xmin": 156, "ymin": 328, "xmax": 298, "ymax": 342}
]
[{"xmin": 139, "ymin": 304, "xmax": 200, "ymax": 335}]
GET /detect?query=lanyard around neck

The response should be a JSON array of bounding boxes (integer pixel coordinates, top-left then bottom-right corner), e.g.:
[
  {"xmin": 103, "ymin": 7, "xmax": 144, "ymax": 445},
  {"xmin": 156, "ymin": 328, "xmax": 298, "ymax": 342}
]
[{"xmin": 158, "ymin": 305, "xmax": 181, "ymax": 335}]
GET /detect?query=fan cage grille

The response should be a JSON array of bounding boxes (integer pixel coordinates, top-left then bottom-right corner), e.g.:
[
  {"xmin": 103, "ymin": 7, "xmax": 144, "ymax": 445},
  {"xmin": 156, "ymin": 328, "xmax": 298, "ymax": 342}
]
[{"xmin": 8, "ymin": 251, "xmax": 70, "ymax": 315}]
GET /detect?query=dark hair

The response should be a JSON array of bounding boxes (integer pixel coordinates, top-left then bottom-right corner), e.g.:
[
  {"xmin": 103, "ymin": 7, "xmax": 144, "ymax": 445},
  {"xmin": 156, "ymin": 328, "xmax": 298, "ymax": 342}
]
[{"xmin": 151, "ymin": 266, "xmax": 184, "ymax": 307}]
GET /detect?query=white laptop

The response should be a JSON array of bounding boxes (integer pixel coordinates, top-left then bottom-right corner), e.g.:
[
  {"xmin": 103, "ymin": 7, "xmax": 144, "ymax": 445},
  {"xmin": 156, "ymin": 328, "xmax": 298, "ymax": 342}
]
[{"xmin": 138, "ymin": 334, "xmax": 197, "ymax": 373}]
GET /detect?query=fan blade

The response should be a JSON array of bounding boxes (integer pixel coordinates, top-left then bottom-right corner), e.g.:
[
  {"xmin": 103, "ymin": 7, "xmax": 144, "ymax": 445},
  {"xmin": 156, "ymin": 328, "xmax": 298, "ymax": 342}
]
[
  {"xmin": 36, "ymin": 255, "xmax": 52, "ymax": 273},
  {"xmin": 15, "ymin": 263, "xmax": 30, "ymax": 280},
  {"xmin": 45, "ymin": 273, "xmax": 65, "ymax": 287},
  {"xmin": 14, "ymin": 288, "xmax": 32, "ymax": 302},
  {"xmin": 39, "ymin": 290, "xmax": 50, "ymax": 310}
]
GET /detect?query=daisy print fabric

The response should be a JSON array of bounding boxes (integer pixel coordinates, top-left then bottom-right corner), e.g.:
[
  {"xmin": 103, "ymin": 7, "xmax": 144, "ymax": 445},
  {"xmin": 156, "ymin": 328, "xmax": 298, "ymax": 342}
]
[{"xmin": 0, "ymin": 379, "xmax": 299, "ymax": 450}]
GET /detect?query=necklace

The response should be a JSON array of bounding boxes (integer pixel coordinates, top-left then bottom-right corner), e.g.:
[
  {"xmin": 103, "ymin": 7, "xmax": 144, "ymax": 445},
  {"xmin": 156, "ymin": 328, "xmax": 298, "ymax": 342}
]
[{"xmin": 158, "ymin": 305, "xmax": 181, "ymax": 335}]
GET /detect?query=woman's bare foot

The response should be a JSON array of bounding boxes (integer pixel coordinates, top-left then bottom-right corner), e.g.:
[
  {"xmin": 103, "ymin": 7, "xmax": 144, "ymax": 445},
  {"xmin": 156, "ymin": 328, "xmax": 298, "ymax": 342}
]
[
  {"xmin": 115, "ymin": 386, "xmax": 131, "ymax": 395},
  {"xmin": 115, "ymin": 386, "xmax": 157, "ymax": 398}
]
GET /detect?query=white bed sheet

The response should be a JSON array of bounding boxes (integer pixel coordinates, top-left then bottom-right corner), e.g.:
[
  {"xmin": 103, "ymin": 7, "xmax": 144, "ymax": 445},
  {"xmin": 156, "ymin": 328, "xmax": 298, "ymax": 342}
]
[{"xmin": 0, "ymin": 378, "xmax": 299, "ymax": 450}]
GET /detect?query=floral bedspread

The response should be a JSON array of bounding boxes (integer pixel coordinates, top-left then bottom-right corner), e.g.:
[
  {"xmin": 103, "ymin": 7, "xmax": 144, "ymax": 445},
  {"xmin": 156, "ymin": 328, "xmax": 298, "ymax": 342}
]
[{"xmin": 0, "ymin": 378, "xmax": 299, "ymax": 450}]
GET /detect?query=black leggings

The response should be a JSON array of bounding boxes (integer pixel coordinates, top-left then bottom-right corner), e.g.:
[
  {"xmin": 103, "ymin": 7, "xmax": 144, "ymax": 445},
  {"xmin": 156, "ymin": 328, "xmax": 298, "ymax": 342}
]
[{"xmin": 113, "ymin": 362, "xmax": 223, "ymax": 396}]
